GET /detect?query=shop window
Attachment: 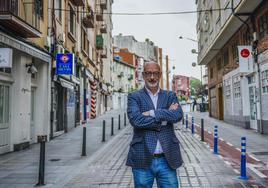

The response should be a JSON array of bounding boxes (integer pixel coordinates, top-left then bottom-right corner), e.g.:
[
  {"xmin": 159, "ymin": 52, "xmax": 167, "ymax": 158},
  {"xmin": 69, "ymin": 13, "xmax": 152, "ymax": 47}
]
[
  {"xmin": 233, "ymin": 76, "xmax": 241, "ymax": 98},
  {"xmin": 261, "ymin": 70, "xmax": 268, "ymax": 94},
  {"xmin": 0, "ymin": 68, "xmax": 11, "ymax": 74},
  {"xmin": 224, "ymin": 78, "xmax": 231, "ymax": 99}
]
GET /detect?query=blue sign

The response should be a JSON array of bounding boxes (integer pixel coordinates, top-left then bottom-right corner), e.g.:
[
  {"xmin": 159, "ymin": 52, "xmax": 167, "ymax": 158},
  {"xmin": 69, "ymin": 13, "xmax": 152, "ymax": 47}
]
[{"xmin": 56, "ymin": 53, "xmax": 74, "ymax": 75}]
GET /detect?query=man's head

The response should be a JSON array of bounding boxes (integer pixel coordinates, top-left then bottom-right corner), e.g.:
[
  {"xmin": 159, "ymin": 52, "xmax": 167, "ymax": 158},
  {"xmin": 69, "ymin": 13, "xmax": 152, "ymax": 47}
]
[{"xmin": 142, "ymin": 61, "xmax": 162, "ymax": 91}]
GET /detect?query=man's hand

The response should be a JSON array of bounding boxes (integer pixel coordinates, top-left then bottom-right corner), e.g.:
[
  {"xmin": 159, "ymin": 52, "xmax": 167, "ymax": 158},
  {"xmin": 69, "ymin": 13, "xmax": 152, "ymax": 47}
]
[
  {"xmin": 169, "ymin": 102, "xmax": 179, "ymax": 110},
  {"xmin": 142, "ymin": 111, "xmax": 150, "ymax": 116}
]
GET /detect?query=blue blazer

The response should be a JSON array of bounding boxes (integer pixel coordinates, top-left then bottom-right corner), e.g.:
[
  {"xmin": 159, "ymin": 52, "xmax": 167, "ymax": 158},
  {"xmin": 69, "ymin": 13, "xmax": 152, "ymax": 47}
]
[{"xmin": 126, "ymin": 88, "xmax": 184, "ymax": 169}]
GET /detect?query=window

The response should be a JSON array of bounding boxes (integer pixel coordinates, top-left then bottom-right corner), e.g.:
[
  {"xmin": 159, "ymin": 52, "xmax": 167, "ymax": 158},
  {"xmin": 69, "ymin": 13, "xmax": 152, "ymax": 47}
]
[
  {"xmin": 231, "ymin": 40, "xmax": 238, "ymax": 61},
  {"xmin": 242, "ymin": 29, "xmax": 251, "ymax": 45},
  {"xmin": 35, "ymin": 0, "xmax": 43, "ymax": 19},
  {"xmin": 216, "ymin": 57, "xmax": 222, "ymax": 70},
  {"xmin": 81, "ymin": 28, "xmax": 89, "ymax": 55},
  {"xmin": 210, "ymin": 67, "xmax": 213, "ymax": 79},
  {"xmin": 69, "ymin": 5, "xmax": 76, "ymax": 37},
  {"xmin": 223, "ymin": 49, "xmax": 229, "ymax": 66},
  {"xmin": 261, "ymin": 70, "xmax": 268, "ymax": 93},
  {"xmin": 233, "ymin": 76, "xmax": 241, "ymax": 98},
  {"xmin": 0, "ymin": 68, "xmax": 11, "ymax": 74},
  {"xmin": 258, "ymin": 12, "xmax": 268, "ymax": 39},
  {"xmin": 224, "ymin": 78, "xmax": 231, "ymax": 99},
  {"xmin": 55, "ymin": 0, "xmax": 62, "ymax": 21}
]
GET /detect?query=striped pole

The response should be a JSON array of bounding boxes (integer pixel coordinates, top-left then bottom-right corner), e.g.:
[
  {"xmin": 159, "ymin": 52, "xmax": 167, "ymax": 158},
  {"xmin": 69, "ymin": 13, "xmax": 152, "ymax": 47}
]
[
  {"xmin": 186, "ymin": 114, "xmax": 188, "ymax": 129},
  {"xmin": 191, "ymin": 117, "xmax": 195, "ymax": 134},
  {"xmin": 213, "ymin": 125, "xmax": 218, "ymax": 154},
  {"xmin": 239, "ymin": 137, "xmax": 248, "ymax": 180}
]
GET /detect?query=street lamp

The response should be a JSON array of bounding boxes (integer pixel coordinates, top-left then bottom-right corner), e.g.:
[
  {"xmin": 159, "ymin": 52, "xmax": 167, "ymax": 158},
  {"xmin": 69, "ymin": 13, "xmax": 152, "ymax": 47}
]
[{"xmin": 178, "ymin": 36, "xmax": 198, "ymax": 43}]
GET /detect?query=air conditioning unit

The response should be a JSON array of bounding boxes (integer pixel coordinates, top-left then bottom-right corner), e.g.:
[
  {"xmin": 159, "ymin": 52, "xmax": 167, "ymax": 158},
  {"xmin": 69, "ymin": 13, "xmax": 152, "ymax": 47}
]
[
  {"xmin": 45, "ymin": 36, "xmax": 51, "ymax": 48},
  {"xmin": 58, "ymin": 33, "xmax": 65, "ymax": 44}
]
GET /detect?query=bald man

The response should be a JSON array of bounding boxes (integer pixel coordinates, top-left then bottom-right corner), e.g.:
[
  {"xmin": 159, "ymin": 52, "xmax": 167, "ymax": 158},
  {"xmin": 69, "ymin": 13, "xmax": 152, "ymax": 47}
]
[{"xmin": 127, "ymin": 61, "xmax": 184, "ymax": 188}]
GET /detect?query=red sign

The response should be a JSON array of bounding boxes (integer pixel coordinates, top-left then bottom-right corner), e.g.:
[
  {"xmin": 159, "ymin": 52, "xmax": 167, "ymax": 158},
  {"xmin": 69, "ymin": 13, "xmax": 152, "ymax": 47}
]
[{"xmin": 240, "ymin": 49, "xmax": 250, "ymax": 58}]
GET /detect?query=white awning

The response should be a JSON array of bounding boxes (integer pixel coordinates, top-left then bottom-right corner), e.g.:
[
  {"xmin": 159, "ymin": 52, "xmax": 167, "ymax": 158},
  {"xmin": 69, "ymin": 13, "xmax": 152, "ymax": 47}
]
[{"xmin": 60, "ymin": 78, "xmax": 74, "ymax": 90}]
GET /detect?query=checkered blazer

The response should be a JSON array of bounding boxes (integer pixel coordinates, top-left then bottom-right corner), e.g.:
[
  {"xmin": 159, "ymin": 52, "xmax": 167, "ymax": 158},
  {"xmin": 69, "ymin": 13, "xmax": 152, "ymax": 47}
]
[{"xmin": 126, "ymin": 88, "xmax": 184, "ymax": 169}]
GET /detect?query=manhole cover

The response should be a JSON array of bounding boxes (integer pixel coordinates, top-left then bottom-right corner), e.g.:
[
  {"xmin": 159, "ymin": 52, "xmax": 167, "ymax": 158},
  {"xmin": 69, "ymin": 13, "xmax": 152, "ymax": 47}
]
[
  {"xmin": 49, "ymin": 159, "xmax": 61, "ymax": 162},
  {"xmin": 252, "ymin": 151, "xmax": 268, "ymax": 155}
]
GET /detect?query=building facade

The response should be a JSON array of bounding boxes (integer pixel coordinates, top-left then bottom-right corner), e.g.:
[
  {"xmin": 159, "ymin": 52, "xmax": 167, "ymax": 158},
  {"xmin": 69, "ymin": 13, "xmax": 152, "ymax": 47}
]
[
  {"xmin": 112, "ymin": 48, "xmax": 136, "ymax": 109},
  {"xmin": 196, "ymin": 0, "xmax": 268, "ymax": 134},
  {"xmin": 0, "ymin": 0, "xmax": 51, "ymax": 154},
  {"xmin": 172, "ymin": 75, "xmax": 190, "ymax": 97}
]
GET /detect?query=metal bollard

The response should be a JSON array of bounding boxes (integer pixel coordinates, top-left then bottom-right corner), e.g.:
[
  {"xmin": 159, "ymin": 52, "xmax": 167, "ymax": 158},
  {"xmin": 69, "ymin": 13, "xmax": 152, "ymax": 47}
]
[
  {"xmin": 111, "ymin": 117, "xmax": 114, "ymax": 136},
  {"xmin": 213, "ymin": 125, "xmax": 218, "ymax": 154},
  {"xmin": 102, "ymin": 120, "xmax": 106, "ymax": 142},
  {"xmin": 81, "ymin": 121, "xmax": 87, "ymax": 156},
  {"xmin": 182, "ymin": 116, "xmax": 185, "ymax": 125},
  {"xmin": 191, "ymin": 117, "xmax": 195, "ymax": 134},
  {"xmin": 239, "ymin": 137, "xmax": 248, "ymax": 180},
  {"xmin": 201, "ymin": 118, "xmax": 204, "ymax": 142},
  {"xmin": 118, "ymin": 114, "xmax": 121, "ymax": 130},
  {"xmin": 185, "ymin": 114, "xmax": 188, "ymax": 129},
  {"xmin": 36, "ymin": 135, "xmax": 47, "ymax": 186},
  {"xmin": 124, "ymin": 113, "xmax": 126, "ymax": 126}
]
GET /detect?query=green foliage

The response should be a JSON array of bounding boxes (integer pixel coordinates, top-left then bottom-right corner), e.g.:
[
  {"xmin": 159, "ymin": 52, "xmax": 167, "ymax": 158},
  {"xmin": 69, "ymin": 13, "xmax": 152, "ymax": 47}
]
[{"xmin": 190, "ymin": 79, "xmax": 201, "ymax": 96}]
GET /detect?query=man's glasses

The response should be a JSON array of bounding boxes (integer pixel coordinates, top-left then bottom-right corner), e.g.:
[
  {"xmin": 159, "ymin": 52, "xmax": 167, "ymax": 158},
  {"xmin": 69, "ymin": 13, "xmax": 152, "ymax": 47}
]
[{"xmin": 143, "ymin": 71, "xmax": 161, "ymax": 77}]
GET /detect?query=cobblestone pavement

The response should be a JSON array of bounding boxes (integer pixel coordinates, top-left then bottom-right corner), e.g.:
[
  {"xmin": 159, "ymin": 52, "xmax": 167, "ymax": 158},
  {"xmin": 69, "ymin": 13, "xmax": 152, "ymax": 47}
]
[{"xmin": 63, "ymin": 125, "xmax": 261, "ymax": 188}]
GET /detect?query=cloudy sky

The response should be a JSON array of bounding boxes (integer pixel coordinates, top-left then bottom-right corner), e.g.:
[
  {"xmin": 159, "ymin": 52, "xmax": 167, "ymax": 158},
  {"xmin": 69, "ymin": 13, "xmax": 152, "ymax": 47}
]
[{"xmin": 112, "ymin": 0, "xmax": 200, "ymax": 79}]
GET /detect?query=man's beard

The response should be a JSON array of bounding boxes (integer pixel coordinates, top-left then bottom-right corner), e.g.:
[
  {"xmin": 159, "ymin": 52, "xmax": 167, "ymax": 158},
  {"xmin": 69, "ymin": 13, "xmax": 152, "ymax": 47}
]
[{"xmin": 145, "ymin": 80, "xmax": 159, "ymax": 88}]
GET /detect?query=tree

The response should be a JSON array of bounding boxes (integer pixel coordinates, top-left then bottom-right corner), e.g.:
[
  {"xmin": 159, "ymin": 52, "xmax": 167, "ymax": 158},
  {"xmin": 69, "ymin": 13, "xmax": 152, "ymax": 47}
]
[{"xmin": 190, "ymin": 79, "xmax": 201, "ymax": 96}]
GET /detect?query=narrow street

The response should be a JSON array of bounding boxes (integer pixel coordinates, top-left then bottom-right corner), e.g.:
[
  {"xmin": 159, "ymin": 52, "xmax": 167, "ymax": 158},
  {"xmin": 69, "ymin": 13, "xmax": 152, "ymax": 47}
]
[{"xmin": 0, "ymin": 109, "xmax": 267, "ymax": 187}]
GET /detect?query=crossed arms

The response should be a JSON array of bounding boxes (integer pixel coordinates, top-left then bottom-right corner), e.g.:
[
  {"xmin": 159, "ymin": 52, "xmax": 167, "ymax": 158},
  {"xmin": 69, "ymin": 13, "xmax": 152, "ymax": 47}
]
[{"xmin": 127, "ymin": 92, "xmax": 183, "ymax": 130}]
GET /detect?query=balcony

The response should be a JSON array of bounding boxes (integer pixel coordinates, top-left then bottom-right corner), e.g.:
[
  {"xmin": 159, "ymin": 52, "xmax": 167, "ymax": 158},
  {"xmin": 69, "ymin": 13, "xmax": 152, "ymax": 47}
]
[
  {"xmin": 118, "ymin": 72, "xmax": 124, "ymax": 78},
  {"xmin": 100, "ymin": 47, "xmax": 107, "ymax": 58},
  {"xmin": 100, "ymin": 0, "xmax": 107, "ymax": 10},
  {"xmin": 128, "ymin": 75, "xmax": 133, "ymax": 80},
  {"xmin": 100, "ymin": 23, "xmax": 107, "ymax": 33},
  {"xmin": 0, "ymin": 0, "xmax": 41, "ymax": 38},
  {"xmin": 96, "ymin": 34, "xmax": 103, "ymax": 50},
  {"xmin": 83, "ymin": 9, "xmax": 94, "ymax": 28},
  {"xmin": 96, "ymin": 6, "xmax": 103, "ymax": 21},
  {"xmin": 70, "ymin": 0, "xmax": 85, "ymax": 6}
]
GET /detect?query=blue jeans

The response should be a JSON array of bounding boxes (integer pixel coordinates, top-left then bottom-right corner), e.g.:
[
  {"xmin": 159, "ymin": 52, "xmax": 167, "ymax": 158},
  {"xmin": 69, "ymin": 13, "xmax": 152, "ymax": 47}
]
[{"xmin": 132, "ymin": 157, "xmax": 179, "ymax": 188}]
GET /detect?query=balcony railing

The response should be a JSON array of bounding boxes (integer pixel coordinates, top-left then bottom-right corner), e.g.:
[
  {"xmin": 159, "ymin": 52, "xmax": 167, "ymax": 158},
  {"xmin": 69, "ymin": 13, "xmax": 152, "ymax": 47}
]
[
  {"xmin": 96, "ymin": 6, "xmax": 103, "ymax": 21},
  {"xmin": 0, "ymin": 0, "xmax": 41, "ymax": 38},
  {"xmin": 83, "ymin": 8, "xmax": 94, "ymax": 28},
  {"xmin": 100, "ymin": 23, "xmax": 107, "ymax": 33},
  {"xmin": 100, "ymin": 0, "xmax": 107, "ymax": 10},
  {"xmin": 96, "ymin": 34, "xmax": 104, "ymax": 50},
  {"xmin": 101, "ymin": 47, "xmax": 107, "ymax": 58},
  {"xmin": 70, "ymin": 0, "xmax": 85, "ymax": 7}
]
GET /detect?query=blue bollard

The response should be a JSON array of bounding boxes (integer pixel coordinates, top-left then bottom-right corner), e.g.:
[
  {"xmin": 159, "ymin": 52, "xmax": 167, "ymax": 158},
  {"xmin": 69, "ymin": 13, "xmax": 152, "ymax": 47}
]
[
  {"xmin": 185, "ymin": 114, "xmax": 188, "ymax": 129},
  {"xmin": 191, "ymin": 117, "xmax": 195, "ymax": 134},
  {"xmin": 213, "ymin": 125, "xmax": 218, "ymax": 154},
  {"xmin": 239, "ymin": 137, "xmax": 248, "ymax": 180}
]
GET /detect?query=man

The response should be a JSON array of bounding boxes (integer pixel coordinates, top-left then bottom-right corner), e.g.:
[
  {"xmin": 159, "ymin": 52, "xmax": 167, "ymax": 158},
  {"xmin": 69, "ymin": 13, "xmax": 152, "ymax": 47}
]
[{"xmin": 127, "ymin": 61, "xmax": 183, "ymax": 188}]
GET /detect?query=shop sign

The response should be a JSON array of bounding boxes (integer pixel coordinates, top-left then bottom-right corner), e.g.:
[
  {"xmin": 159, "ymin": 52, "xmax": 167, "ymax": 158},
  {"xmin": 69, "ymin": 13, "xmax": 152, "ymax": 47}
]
[
  {"xmin": 56, "ymin": 53, "xmax": 74, "ymax": 75},
  {"xmin": 0, "ymin": 48, "xmax": 12, "ymax": 68},
  {"xmin": 238, "ymin": 46, "xmax": 253, "ymax": 73}
]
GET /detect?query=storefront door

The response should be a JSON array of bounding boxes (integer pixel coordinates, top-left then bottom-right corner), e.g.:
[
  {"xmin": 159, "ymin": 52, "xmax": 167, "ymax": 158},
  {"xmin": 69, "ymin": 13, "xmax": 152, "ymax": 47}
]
[
  {"xmin": 0, "ymin": 84, "xmax": 10, "ymax": 154},
  {"xmin": 249, "ymin": 86, "xmax": 257, "ymax": 130}
]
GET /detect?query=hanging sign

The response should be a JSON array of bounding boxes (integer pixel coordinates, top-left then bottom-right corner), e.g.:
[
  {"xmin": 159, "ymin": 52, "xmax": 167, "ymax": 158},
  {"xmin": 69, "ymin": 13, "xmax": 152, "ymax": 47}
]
[
  {"xmin": 238, "ymin": 46, "xmax": 253, "ymax": 73},
  {"xmin": 0, "ymin": 48, "xmax": 13, "ymax": 68},
  {"xmin": 56, "ymin": 53, "xmax": 74, "ymax": 75}
]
